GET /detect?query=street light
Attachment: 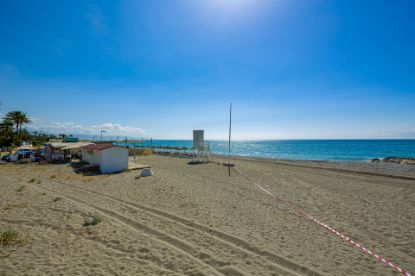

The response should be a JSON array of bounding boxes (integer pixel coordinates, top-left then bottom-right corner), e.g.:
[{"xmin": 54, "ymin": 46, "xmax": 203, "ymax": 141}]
[{"xmin": 101, "ymin": 130, "xmax": 106, "ymax": 142}]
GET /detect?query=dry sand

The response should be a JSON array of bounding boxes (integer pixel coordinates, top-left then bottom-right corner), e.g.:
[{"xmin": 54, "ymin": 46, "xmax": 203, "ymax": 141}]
[{"xmin": 0, "ymin": 155, "xmax": 414, "ymax": 275}]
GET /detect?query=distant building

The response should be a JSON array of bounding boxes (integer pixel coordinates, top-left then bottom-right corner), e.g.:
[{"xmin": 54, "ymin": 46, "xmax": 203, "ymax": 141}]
[
  {"xmin": 64, "ymin": 137, "xmax": 79, "ymax": 143},
  {"xmin": 81, "ymin": 144, "xmax": 128, "ymax": 174}
]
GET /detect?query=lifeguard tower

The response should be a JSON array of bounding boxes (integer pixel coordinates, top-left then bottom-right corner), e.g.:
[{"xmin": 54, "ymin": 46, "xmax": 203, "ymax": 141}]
[{"xmin": 192, "ymin": 130, "xmax": 211, "ymax": 163}]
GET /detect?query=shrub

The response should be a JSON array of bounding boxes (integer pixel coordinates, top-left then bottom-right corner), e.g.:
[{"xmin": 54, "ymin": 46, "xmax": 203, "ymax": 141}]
[
  {"xmin": 28, "ymin": 178, "xmax": 36, "ymax": 183},
  {"xmin": 16, "ymin": 186, "xmax": 25, "ymax": 192},
  {"xmin": 52, "ymin": 197, "xmax": 62, "ymax": 202},
  {"xmin": 83, "ymin": 215, "xmax": 101, "ymax": 227},
  {"xmin": 50, "ymin": 175, "xmax": 56, "ymax": 179},
  {"xmin": 0, "ymin": 229, "xmax": 22, "ymax": 245}
]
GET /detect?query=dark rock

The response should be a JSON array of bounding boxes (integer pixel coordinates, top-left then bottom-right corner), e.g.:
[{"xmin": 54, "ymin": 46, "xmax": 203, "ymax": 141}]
[{"xmin": 382, "ymin": 157, "xmax": 415, "ymax": 165}]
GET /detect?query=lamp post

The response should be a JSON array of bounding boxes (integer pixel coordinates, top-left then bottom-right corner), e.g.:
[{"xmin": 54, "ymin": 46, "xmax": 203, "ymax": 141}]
[{"xmin": 101, "ymin": 130, "xmax": 106, "ymax": 142}]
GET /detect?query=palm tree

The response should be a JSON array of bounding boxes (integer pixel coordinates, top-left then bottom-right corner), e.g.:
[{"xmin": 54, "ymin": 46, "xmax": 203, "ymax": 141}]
[
  {"xmin": 4, "ymin": 111, "xmax": 31, "ymax": 139},
  {"xmin": 0, "ymin": 119, "xmax": 13, "ymax": 137},
  {"xmin": 0, "ymin": 119, "xmax": 14, "ymax": 146}
]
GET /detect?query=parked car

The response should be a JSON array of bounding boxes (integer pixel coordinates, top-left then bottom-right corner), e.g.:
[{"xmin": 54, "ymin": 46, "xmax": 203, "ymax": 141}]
[
  {"xmin": 1, "ymin": 154, "xmax": 11, "ymax": 162},
  {"xmin": 15, "ymin": 149, "xmax": 34, "ymax": 159}
]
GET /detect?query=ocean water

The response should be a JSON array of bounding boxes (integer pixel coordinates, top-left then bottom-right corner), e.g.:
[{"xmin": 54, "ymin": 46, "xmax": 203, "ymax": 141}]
[{"xmin": 117, "ymin": 139, "xmax": 415, "ymax": 161}]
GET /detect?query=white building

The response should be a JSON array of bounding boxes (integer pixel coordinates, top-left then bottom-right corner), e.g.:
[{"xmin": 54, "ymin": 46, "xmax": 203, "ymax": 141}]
[{"xmin": 81, "ymin": 144, "xmax": 128, "ymax": 174}]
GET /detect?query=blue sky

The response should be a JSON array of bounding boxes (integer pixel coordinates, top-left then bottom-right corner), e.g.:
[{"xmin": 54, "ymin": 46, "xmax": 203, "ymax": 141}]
[{"xmin": 0, "ymin": 0, "xmax": 414, "ymax": 139}]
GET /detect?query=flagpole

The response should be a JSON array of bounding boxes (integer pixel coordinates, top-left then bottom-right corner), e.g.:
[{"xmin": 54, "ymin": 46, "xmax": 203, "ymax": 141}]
[
  {"xmin": 228, "ymin": 103, "xmax": 232, "ymax": 176},
  {"xmin": 229, "ymin": 103, "xmax": 232, "ymax": 156}
]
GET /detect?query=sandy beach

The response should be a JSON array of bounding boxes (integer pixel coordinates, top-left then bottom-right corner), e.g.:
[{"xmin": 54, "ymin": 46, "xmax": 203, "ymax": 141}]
[{"xmin": 1, "ymin": 155, "xmax": 414, "ymax": 275}]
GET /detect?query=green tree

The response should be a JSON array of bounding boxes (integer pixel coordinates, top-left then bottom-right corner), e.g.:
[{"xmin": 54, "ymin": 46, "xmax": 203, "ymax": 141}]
[
  {"xmin": 0, "ymin": 119, "xmax": 14, "ymax": 146},
  {"xmin": 19, "ymin": 128, "xmax": 30, "ymax": 141},
  {"xmin": 4, "ymin": 111, "xmax": 31, "ymax": 140},
  {"xmin": 0, "ymin": 119, "xmax": 13, "ymax": 135}
]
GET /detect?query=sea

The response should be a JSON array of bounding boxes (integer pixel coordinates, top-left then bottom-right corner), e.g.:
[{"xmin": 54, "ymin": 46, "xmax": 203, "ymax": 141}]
[{"xmin": 117, "ymin": 139, "xmax": 415, "ymax": 162}]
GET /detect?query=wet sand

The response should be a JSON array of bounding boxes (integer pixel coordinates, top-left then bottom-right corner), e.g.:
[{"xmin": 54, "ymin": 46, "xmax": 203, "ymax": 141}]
[{"xmin": 0, "ymin": 155, "xmax": 414, "ymax": 275}]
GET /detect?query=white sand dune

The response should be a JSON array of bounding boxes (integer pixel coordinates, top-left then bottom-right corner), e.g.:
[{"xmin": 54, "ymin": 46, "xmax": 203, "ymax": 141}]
[{"xmin": 1, "ymin": 155, "xmax": 414, "ymax": 275}]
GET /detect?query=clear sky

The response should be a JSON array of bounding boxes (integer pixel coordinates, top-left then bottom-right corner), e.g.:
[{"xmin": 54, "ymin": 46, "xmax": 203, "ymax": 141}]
[{"xmin": 0, "ymin": 0, "xmax": 414, "ymax": 140}]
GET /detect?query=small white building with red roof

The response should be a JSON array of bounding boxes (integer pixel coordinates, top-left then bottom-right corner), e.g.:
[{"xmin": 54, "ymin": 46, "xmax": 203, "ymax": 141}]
[{"xmin": 81, "ymin": 144, "xmax": 128, "ymax": 174}]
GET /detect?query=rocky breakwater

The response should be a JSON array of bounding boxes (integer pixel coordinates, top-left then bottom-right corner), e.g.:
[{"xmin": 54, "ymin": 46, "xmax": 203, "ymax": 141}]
[{"xmin": 371, "ymin": 157, "xmax": 415, "ymax": 165}]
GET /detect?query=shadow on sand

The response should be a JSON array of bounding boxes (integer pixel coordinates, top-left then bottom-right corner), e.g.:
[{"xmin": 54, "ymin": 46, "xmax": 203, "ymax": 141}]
[
  {"xmin": 70, "ymin": 160, "xmax": 126, "ymax": 176},
  {"xmin": 187, "ymin": 161, "xmax": 216, "ymax": 166},
  {"xmin": 70, "ymin": 161, "xmax": 100, "ymax": 176}
]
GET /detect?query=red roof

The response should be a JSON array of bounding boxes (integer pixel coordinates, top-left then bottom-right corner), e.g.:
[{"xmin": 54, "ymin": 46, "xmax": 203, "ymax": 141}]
[{"xmin": 82, "ymin": 144, "xmax": 126, "ymax": 150}]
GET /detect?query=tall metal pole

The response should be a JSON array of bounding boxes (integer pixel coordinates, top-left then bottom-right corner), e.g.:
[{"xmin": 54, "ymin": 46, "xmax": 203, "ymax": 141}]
[
  {"xmin": 228, "ymin": 102, "xmax": 232, "ymax": 156},
  {"xmin": 101, "ymin": 130, "xmax": 106, "ymax": 142},
  {"xmin": 228, "ymin": 102, "xmax": 232, "ymax": 176}
]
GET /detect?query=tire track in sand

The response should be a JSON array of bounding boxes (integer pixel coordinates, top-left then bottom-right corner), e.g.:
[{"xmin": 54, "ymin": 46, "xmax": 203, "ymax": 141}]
[
  {"xmin": 9, "ymin": 174, "xmax": 321, "ymax": 276},
  {"xmin": 0, "ymin": 217, "xmax": 179, "ymax": 275},
  {"xmin": 31, "ymin": 178, "xmax": 304, "ymax": 276},
  {"xmin": 6, "ymin": 178, "xmax": 223, "ymax": 276},
  {"xmin": 51, "ymin": 176, "xmax": 325, "ymax": 275}
]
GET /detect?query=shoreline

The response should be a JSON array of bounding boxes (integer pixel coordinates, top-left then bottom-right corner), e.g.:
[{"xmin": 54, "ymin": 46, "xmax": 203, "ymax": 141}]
[
  {"xmin": 144, "ymin": 147, "xmax": 415, "ymax": 163},
  {"xmin": 211, "ymin": 154, "xmax": 415, "ymax": 180},
  {"xmin": 212, "ymin": 153, "xmax": 415, "ymax": 164}
]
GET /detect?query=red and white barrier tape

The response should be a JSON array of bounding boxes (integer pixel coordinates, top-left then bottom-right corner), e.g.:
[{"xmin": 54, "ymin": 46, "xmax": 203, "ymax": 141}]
[{"xmin": 235, "ymin": 168, "xmax": 412, "ymax": 276}]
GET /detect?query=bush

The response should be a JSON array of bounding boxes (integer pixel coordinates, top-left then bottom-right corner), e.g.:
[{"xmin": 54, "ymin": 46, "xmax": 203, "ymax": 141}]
[
  {"xmin": 50, "ymin": 175, "xmax": 56, "ymax": 179},
  {"xmin": 0, "ymin": 229, "xmax": 22, "ymax": 245},
  {"xmin": 28, "ymin": 178, "xmax": 36, "ymax": 183},
  {"xmin": 16, "ymin": 186, "xmax": 25, "ymax": 192},
  {"xmin": 83, "ymin": 215, "xmax": 101, "ymax": 227}
]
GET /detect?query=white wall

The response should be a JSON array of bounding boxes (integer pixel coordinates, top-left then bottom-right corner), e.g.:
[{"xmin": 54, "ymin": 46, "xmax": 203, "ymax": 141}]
[
  {"xmin": 81, "ymin": 148, "xmax": 102, "ymax": 166},
  {"xmin": 81, "ymin": 147, "xmax": 128, "ymax": 173},
  {"xmin": 45, "ymin": 148, "xmax": 64, "ymax": 161},
  {"xmin": 100, "ymin": 147, "xmax": 128, "ymax": 174}
]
